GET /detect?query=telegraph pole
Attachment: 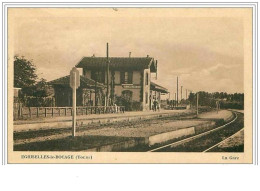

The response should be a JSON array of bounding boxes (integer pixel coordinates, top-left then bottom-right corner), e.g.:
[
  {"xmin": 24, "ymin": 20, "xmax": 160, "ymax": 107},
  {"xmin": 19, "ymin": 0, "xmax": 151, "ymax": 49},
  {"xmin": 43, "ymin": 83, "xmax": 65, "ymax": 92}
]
[
  {"xmin": 95, "ymin": 78, "xmax": 97, "ymax": 106},
  {"xmin": 196, "ymin": 92, "xmax": 199, "ymax": 116},
  {"xmin": 186, "ymin": 89, "xmax": 188, "ymax": 100},
  {"xmin": 177, "ymin": 76, "xmax": 179, "ymax": 107},
  {"xmin": 106, "ymin": 43, "xmax": 110, "ymax": 107},
  {"xmin": 190, "ymin": 90, "xmax": 192, "ymax": 108},
  {"xmin": 181, "ymin": 86, "xmax": 183, "ymax": 102},
  {"xmin": 175, "ymin": 93, "xmax": 177, "ymax": 108}
]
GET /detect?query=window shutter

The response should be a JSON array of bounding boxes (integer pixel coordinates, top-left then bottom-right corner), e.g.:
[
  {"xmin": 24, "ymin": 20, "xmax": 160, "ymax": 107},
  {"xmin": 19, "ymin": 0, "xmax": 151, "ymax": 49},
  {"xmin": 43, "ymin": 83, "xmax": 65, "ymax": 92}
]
[
  {"xmin": 120, "ymin": 72, "xmax": 125, "ymax": 84},
  {"xmin": 128, "ymin": 71, "xmax": 133, "ymax": 84}
]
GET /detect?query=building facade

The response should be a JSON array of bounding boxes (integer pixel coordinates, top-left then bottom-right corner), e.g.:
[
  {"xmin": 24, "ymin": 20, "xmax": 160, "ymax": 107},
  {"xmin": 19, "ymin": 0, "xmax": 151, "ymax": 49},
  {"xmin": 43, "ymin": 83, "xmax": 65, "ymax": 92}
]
[{"xmin": 76, "ymin": 56, "xmax": 168, "ymax": 111}]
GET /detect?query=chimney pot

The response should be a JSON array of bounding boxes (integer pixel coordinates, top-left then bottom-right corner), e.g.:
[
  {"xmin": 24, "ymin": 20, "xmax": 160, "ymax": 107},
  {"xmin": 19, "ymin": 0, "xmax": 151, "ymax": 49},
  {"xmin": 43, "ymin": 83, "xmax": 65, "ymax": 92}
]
[
  {"xmin": 92, "ymin": 54, "xmax": 95, "ymax": 57},
  {"xmin": 129, "ymin": 52, "xmax": 131, "ymax": 58},
  {"xmin": 147, "ymin": 55, "xmax": 149, "ymax": 58}
]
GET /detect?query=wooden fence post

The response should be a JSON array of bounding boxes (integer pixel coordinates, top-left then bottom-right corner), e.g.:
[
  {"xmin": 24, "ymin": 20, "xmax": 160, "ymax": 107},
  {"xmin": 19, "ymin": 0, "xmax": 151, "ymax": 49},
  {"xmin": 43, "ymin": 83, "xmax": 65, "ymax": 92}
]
[
  {"xmin": 21, "ymin": 107, "xmax": 23, "ymax": 119},
  {"xmin": 36, "ymin": 108, "xmax": 39, "ymax": 117},
  {"xmin": 29, "ymin": 107, "xmax": 31, "ymax": 118},
  {"xmin": 18, "ymin": 105, "xmax": 21, "ymax": 118}
]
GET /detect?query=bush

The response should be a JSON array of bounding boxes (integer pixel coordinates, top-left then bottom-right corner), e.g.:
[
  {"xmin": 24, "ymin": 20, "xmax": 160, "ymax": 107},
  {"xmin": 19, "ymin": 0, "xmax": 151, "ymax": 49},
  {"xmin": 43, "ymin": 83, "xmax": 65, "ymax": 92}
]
[
  {"xmin": 115, "ymin": 96, "xmax": 142, "ymax": 111},
  {"xmin": 221, "ymin": 102, "xmax": 244, "ymax": 110},
  {"xmin": 132, "ymin": 101, "xmax": 142, "ymax": 111},
  {"xmin": 24, "ymin": 97, "xmax": 54, "ymax": 107}
]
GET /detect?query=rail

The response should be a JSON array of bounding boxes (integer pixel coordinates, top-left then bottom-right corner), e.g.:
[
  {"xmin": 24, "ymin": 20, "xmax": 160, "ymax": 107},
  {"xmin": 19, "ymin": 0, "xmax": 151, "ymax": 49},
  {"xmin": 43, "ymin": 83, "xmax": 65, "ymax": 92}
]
[{"xmin": 13, "ymin": 106, "xmax": 125, "ymax": 120}]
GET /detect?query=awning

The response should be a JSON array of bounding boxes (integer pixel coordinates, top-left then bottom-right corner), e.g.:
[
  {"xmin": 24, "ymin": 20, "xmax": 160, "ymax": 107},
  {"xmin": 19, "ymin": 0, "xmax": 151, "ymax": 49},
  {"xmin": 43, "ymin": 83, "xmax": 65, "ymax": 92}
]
[{"xmin": 150, "ymin": 82, "xmax": 168, "ymax": 93}]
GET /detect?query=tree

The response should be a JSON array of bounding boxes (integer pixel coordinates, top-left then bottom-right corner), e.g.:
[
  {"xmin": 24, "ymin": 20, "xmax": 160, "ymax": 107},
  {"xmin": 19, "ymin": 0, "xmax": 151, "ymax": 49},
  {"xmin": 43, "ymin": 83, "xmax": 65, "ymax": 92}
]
[
  {"xmin": 14, "ymin": 56, "xmax": 55, "ymax": 107},
  {"xmin": 188, "ymin": 92, "xmax": 196, "ymax": 105},
  {"xmin": 14, "ymin": 55, "xmax": 37, "ymax": 89},
  {"xmin": 34, "ymin": 78, "xmax": 50, "ymax": 97}
]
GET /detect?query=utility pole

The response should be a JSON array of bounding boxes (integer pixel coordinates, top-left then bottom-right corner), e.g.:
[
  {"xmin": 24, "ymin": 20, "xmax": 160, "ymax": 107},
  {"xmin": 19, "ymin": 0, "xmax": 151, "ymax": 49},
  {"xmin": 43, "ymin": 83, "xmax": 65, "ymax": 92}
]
[
  {"xmin": 186, "ymin": 89, "xmax": 187, "ymax": 100},
  {"xmin": 196, "ymin": 92, "xmax": 199, "ymax": 117},
  {"xmin": 190, "ymin": 90, "xmax": 192, "ymax": 108},
  {"xmin": 95, "ymin": 74, "xmax": 97, "ymax": 113},
  {"xmin": 106, "ymin": 43, "xmax": 110, "ymax": 107},
  {"xmin": 177, "ymin": 76, "xmax": 178, "ymax": 107},
  {"xmin": 155, "ymin": 60, "xmax": 158, "ymax": 80},
  {"xmin": 181, "ymin": 86, "xmax": 183, "ymax": 102},
  {"xmin": 175, "ymin": 93, "xmax": 177, "ymax": 108}
]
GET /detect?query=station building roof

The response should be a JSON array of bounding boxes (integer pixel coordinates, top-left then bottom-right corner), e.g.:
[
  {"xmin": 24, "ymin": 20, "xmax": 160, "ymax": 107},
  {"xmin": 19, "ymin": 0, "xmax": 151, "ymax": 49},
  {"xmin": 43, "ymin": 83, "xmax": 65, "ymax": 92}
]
[
  {"xmin": 48, "ymin": 75, "xmax": 105, "ymax": 89},
  {"xmin": 150, "ymin": 81, "xmax": 168, "ymax": 94},
  {"xmin": 76, "ymin": 57, "xmax": 157, "ymax": 72}
]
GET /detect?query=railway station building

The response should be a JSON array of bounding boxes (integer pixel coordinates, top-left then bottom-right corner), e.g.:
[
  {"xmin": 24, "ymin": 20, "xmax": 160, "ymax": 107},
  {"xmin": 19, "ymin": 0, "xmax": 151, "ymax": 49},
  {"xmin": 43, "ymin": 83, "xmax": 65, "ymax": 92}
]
[{"xmin": 75, "ymin": 55, "xmax": 168, "ymax": 111}]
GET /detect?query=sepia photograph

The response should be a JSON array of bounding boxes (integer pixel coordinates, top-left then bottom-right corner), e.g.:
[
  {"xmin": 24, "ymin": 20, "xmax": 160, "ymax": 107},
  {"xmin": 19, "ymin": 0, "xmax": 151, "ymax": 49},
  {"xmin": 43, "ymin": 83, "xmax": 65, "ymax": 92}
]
[{"xmin": 6, "ymin": 6, "xmax": 254, "ymax": 163}]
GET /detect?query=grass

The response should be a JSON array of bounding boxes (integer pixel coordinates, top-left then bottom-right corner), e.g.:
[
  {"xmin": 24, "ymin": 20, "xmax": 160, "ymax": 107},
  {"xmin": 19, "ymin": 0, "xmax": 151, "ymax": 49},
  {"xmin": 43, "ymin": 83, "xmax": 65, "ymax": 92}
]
[
  {"xmin": 209, "ymin": 145, "xmax": 244, "ymax": 152},
  {"xmin": 14, "ymin": 135, "xmax": 132, "ymax": 151}
]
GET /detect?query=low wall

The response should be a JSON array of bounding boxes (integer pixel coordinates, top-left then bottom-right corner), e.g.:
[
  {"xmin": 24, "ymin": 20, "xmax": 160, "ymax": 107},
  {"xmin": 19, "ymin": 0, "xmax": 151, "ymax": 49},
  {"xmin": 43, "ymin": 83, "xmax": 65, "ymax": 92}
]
[{"xmin": 148, "ymin": 127, "xmax": 195, "ymax": 146}]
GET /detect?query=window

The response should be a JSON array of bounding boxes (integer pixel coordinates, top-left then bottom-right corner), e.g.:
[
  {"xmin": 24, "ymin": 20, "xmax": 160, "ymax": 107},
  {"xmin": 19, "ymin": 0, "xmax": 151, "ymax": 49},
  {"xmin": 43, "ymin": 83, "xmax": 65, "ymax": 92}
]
[
  {"xmin": 146, "ymin": 73, "xmax": 149, "ymax": 85},
  {"xmin": 145, "ymin": 92, "xmax": 148, "ymax": 104},
  {"xmin": 124, "ymin": 72, "xmax": 128, "ymax": 84},
  {"xmin": 91, "ymin": 71, "xmax": 105, "ymax": 83},
  {"xmin": 120, "ymin": 71, "xmax": 133, "ymax": 84}
]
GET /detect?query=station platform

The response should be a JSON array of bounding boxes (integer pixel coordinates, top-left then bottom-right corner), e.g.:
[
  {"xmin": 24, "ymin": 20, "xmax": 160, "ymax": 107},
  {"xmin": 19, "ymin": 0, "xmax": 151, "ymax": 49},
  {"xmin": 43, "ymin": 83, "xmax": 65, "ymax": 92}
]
[{"xmin": 13, "ymin": 109, "xmax": 195, "ymax": 132}]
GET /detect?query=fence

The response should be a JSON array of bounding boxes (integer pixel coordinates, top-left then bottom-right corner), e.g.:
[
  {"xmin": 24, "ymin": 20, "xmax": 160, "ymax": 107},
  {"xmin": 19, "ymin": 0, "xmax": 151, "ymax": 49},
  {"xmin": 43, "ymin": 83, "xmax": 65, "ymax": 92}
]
[{"xmin": 13, "ymin": 106, "xmax": 125, "ymax": 120}]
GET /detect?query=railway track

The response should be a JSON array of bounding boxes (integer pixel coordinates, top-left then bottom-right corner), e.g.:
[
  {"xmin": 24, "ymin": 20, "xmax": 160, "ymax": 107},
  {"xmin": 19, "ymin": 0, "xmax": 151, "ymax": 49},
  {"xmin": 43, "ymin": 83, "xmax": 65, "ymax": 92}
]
[
  {"xmin": 148, "ymin": 111, "xmax": 244, "ymax": 152},
  {"xmin": 202, "ymin": 128, "xmax": 244, "ymax": 152}
]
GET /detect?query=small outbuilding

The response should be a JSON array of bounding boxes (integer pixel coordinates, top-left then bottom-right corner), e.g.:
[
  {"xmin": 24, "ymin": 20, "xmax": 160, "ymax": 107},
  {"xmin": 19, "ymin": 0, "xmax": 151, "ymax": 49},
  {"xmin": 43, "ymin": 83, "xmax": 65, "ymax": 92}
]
[{"xmin": 48, "ymin": 75, "xmax": 105, "ymax": 107}]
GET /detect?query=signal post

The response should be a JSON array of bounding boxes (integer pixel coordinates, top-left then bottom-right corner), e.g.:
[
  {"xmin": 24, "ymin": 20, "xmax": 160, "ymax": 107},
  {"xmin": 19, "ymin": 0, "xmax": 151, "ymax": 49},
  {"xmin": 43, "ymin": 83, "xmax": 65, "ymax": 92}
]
[{"xmin": 70, "ymin": 67, "xmax": 80, "ymax": 137}]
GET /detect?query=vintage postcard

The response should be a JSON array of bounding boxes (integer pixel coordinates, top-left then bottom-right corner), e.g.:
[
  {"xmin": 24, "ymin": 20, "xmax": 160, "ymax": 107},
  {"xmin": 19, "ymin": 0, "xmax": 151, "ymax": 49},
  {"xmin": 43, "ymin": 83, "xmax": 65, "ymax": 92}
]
[{"xmin": 6, "ymin": 6, "xmax": 254, "ymax": 163}]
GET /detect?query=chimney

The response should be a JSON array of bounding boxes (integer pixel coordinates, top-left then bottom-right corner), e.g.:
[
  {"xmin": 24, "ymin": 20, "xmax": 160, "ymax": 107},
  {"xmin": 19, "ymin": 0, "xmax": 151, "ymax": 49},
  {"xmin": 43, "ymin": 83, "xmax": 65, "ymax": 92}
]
[
  {"xmin": 147, "ymin": 55, "xmax": 149, "ymax": 58},
  {"xmin": 92, "ymin": 54, "xmax": 95, "ymax": 57},
  {"xmin": 129, "ymin": 52, "xmax": 131, "ymax": 58}
]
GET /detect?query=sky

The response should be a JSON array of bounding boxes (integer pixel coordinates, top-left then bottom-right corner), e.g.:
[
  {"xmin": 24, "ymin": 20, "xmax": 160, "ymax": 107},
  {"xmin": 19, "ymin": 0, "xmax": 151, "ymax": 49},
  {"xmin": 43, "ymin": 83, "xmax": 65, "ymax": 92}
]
[{"xmin": 12, "ymin": 8, "xmax": 246, "ymax": 95}]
